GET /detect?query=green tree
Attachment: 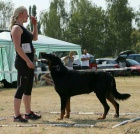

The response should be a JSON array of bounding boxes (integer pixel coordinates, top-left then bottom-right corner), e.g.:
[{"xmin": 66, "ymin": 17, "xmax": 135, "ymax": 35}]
[
  {"xmin": 65, "ymin": 0, "xmax": 106, "ymax": 57},
  {"xmin": 106, "ymin": 0, "xmax": 134, "ymax": 56},
  {"xmin": 135, "ymin": 7, "xmax": 140, "ymax": 30},
  {"xmin": 131, "ymin": 8, "xmax": 140, "ymax": 53},
  {"xmin": 27, "ymin": 5, "xmax": 41, "ymax": 34},
  {"xmin": 0, "ymin": 1, "xmax": 14, "ymax": 30},
  {"xmin": 40, "ymin": 0, "xmax": 68, "ymax": 39},
  {"xmin": 131, "ymin": 28, "xmax": 140, "ymax": 53},
  {"xmin": 39, "ymin": 0, "xmax": 138, "ymax": 58}
]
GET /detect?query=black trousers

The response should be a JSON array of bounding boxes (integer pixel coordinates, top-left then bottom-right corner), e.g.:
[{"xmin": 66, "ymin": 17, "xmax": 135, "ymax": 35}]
[
  {"xmin": 81, "ymin": 66, "xmax": 90, "ymax": 70},
  {"xmin": 15, "ymin": 60, "xmax": 34, "ymax": 99}
]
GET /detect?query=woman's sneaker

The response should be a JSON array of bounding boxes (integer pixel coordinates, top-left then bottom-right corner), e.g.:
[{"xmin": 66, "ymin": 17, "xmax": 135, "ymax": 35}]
[
  {"xmin": 13, "ymin": 115, "xmax": 28, "ymax": 123},
  {"xmin": 25, "ymin": 111, "xmax": 41, "ymax": 120}
]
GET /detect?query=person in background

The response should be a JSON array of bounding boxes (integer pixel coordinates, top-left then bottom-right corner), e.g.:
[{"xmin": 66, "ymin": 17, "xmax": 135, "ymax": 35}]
[
  {"xmin": 63, "ymin": 51, "xmax": 74, "ymax": 70},
  {"xmin": 33, "ymin": 48, "xmax": 38, "ymax": 85},
  {"xmin": 40, "ymin": 73, "xmax": 54, "ymax": 86},
  {"xmin": 10, "ymin": 6, "xmax": 41, "ymax": 123},
  {"xmin": 81, "ymin": 49, "xmax": 90, "ymax": 70}
]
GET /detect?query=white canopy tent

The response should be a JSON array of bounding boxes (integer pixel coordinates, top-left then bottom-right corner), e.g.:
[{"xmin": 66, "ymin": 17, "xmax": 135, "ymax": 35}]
[{"xmin": 0, "ymin": 31, "xmax": 82, "ymax": 82}]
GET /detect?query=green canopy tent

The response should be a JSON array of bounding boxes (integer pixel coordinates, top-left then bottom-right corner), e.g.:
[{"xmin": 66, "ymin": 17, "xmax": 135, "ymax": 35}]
[
  {"xmin": 33, "ymin": 35, "xmax": 82, "ymax": 57},
  {"xmin": 0, "ymin": 31, "xmax": 82, "ymax": 82},
  {"xmin": 0, "ymin": 31, "xmax": 15, "ymax": 82}
]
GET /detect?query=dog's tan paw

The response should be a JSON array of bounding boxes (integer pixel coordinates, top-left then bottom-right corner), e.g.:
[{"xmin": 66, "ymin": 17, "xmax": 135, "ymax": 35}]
[
  {"xmin": 57, "ymin": 118, "xmax": 63, "ymax": 120},
  {"xmin": 114, "ymin": 114, "xmax": 119, "ymax": 118},
  {"xmin": 97, "ymin": 115, "xmax": 106, "ymax": 120},
  {"xmin": 64, "ymin": 115, "xmax": 70, "ymax": 118}
]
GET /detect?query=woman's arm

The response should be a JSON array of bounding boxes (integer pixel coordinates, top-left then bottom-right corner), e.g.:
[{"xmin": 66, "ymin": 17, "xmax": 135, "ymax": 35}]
[
  {"xmin": 81, "ymin": 56, "xmax": 90, "ymax": 61},
  {"xmin": 63, "ymin": 55, "xmax": 69, "ymax": 61},
  {"xmin": 30, "ymin": 16, "xmax": 38, "ymax": 41},
  {"xmin": 70, "ymin": 56, "xmax": 74, "ymax": 62}
]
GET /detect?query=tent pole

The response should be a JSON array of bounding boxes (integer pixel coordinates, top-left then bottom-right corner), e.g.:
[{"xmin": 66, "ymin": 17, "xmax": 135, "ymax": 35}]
[{"xmin": 1, "ymin": 47, "xmax": 5, "ymax": 79}]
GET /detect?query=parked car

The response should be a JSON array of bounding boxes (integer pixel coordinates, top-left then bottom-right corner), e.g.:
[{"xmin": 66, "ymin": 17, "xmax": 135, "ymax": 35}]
[
  {"xmin": 120, "ymin": 59, "xmax": 140, "ymax": 76},
  {"xmin": 117, "ymin": 50, "xmax": 140, "ymax": 62},
  {"xmin": 96, "ymin": 58, "xmax": 126, "ymax": 76},
  {"xmin": 119, "ymin": 53, "xmax": 140, "ymax": 64},
  {"xmin": 96, "ymin": 58, "xmax": 120, "ymax": 69}
]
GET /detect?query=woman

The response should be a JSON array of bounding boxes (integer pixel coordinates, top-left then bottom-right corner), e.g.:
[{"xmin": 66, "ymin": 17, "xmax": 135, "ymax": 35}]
[
  {"xmin": 63, "ymin": 51, "xmax": 74, "ymax": 70},
  {"xmin": 10, "ymin": 6, "xmax": 41, "ymax": 122}
]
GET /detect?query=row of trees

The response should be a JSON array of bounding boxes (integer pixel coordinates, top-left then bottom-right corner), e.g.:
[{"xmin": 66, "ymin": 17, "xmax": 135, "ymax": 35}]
[
  {"xmin": 0, "ymin": 1, "xmax": 14, "ymax": 30},
  {"xmin": 0, "ymin": 0, "xmax": 140, "ymax": 58}
]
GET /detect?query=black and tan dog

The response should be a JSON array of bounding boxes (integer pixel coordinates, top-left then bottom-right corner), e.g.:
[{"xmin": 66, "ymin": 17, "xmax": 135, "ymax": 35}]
[{"xmin": 41, "ymin": 53, "xmax": 131, "ymax": 120}]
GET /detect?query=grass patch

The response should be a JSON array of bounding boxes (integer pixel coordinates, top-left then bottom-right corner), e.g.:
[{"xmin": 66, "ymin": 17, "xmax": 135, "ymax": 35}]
[{"xmin": 0, "ymin": 77, "xmax": 140, "ymax": 134}]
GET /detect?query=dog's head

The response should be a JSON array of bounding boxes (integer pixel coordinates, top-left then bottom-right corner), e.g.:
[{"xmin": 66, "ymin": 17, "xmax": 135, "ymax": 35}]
[{"xmin": 41, "ymin": 53, "xmax": 66, "ymax": 73}]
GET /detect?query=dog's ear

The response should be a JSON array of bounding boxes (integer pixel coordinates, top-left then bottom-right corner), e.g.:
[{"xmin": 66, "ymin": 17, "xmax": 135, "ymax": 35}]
[
  {"xmin": 40, "ymin": 52, "xmax": 47, "ymax": 59},
  {"xmin": 41, "ymin": 53, "xmax": 56, "ymax": 59}
]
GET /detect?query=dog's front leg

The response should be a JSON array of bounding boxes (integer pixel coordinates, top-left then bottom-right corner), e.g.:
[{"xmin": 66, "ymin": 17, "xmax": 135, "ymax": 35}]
[
  {"xmin": 58, "ymin": 109, "xmax": 65, "ymax": 120},
  {"xmin": 64, "ymin": 97, "xmax": 71, "ymax": 118},
  {"xmin": 57, "ymin": 96, "xmax": 67, "ymax": 120}
]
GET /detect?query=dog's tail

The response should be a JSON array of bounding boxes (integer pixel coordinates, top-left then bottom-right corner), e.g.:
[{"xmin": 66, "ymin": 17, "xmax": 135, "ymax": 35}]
[{"xmin": 111, "ymin": 78, "xmax": 131, "ymax": 100}]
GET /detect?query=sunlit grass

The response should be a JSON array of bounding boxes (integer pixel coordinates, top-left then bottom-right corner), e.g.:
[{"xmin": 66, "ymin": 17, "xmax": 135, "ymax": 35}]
[{"xmin": 0, "ymin": 76, "xmax": 140, "ymax": 134}]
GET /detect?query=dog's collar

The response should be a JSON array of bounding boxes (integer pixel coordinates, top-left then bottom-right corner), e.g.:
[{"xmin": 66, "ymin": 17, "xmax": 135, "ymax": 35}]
[{"xmin": 52, "ymin": 65, "xmax": 61, "ymax": 71}]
